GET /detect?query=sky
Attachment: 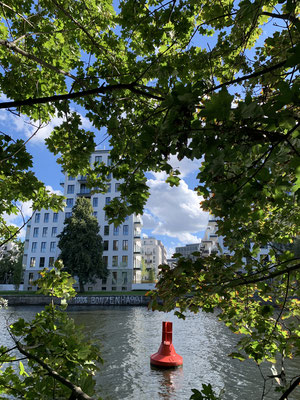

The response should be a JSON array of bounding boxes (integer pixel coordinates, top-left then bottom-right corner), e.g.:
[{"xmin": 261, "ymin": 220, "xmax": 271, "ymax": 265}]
[{"xmin": 1, "ymin": 102, "xmax": 209, "ymax": 258}]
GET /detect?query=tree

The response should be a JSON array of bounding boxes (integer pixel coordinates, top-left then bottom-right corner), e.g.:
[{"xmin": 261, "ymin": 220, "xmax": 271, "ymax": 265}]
[
  {"xmin": 0, "ymin": 0, "xmax": 299, "ymax": 398},
  {"xmin": 58, "ymin": 198, "xmax": 107, "ymax": 292},
  {"xmin": 0, "ymin": 240, "xmax": 24, "ymax": 289},
  {"xmin": 148, "ymin": 268, "xmax": 156, "ymax": 283},
  {"xmin": 0, "ymin": 261, "xmax": 103, "ymax": 400}
]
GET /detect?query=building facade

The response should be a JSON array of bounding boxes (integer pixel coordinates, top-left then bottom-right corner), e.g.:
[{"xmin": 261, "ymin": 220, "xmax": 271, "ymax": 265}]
[
  {"xmin": 141, "ymin": 237, "xmax": 167, "ymax": 278},
  {"xmin": 22, "ymin": 150, "xmax": 142, "ymax": 291},
  {"xmin": 175, "ymin": 242, "xmax": 202, "ymax": 259}
]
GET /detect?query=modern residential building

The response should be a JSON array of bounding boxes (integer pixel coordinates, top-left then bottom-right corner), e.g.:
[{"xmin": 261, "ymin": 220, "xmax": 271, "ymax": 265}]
[
  {"xmin": 141, "ymin": 237, "xmax": 167, "ymax": 278},
  {"xmin": 175, "ymin": 242, "xmax": 202, "ymax": 259},
  {"xmin": 22, "ymin": 150, "xmax": 142, "ymax": 291}
]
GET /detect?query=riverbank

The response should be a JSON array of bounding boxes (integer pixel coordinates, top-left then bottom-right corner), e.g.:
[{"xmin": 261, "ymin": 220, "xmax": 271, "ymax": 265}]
[{"xmin": 1, "ymin": 294, "xmax": 150, "ymax": 306}]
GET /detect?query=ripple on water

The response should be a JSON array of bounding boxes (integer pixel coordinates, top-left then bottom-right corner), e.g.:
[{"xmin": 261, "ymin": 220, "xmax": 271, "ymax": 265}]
[{"xmin": 1, "ymin": 306, "xmax": 300, "ymax": 400}]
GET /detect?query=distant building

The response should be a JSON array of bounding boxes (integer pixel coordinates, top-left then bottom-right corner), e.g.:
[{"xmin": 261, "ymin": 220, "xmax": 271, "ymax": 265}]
[
  {"xmin": 0, "ymin": 241, "xmax": 17, "ymax": 259},
  {"xmin": 22, "ymin": 150, "xmax": 142, "ymax": 292},
  {"xmin": 141, "ymin": 237, "xmax": 167, "ymax": 278},
  {"xmin": 175, "ymin": 243, "xmax": 202, "ymax": 259}
]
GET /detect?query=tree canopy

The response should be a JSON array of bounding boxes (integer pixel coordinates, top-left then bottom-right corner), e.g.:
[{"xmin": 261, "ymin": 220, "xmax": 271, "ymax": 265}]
[
  {"xmin": 0, "ymin": 0, "xmax": 299, "ymax": 398},
  {"xmin": 58, "ymin": 197, "xmax": 106, "ymax": 292}
]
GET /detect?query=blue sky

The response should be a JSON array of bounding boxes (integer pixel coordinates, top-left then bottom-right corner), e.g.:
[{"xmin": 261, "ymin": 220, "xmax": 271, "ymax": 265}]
[{"xmin": 1, "ymin": 103, "xmax": 209, "ymax": 258}]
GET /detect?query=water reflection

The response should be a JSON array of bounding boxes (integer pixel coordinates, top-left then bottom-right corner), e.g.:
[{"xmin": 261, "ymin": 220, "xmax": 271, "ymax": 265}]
[{"xmin": 150, "ymin": 366, "xmax": 184, "ymax": 399}]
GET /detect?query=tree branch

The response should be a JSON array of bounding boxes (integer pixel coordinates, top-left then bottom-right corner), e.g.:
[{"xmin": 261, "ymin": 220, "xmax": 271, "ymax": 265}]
[
  {"xmin": 261, "ymin": 12, "xmax": 299, "ymax": 25},
  {"xmin": 14, "ymin": 341, "xmax": 96, "ymax": 400},
  {"xmin": 0, "ymin": 83, "xmax": 163, "ymax": 109},
  {"xmin": 278, "ymin": 376, "xmax": 300, "ymax": 400},
  {"xmin": 204, "ymin": 60, "xmax": 287, "ymax": 95},
  {"xmin": 225, "ymin": 263, "xmax": 300, "ymax": 289},
  {"xmin": 0, "ymin": 58, "xmax": 288, "ymax": 109},
  {"xmin": 0, "ymin": 39, "xmax": 76, "ymax": 80}
]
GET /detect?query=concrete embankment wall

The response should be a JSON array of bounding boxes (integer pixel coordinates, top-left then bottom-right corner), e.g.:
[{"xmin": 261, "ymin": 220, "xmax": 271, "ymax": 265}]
[{"xmin": 2, "ymin": 294, "xmax": 150, "ymax": 306}]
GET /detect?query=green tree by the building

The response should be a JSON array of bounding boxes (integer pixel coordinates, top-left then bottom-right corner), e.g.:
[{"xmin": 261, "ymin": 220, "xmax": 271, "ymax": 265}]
[
  {"xmin": 0, "ymin": 240, "xmax": 24, "ymax": 289},
  {"xmin": 148, "ymin": 268, "xmax": 156, "ymax": 283},
  {"xmin": 58, "ymin": 198, "xmax": 107, "ymax": 292}
]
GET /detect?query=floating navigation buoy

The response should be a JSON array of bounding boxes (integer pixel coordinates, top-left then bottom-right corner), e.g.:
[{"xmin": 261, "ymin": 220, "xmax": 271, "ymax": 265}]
[{"xmin": 150, "ymin": 321, "xmax": 183, "ymax": 368}]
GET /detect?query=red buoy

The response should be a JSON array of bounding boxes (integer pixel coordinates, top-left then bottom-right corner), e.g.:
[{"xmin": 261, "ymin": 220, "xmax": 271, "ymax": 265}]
[{"xmin": 150, "ymin": 321, "xmax": 183, "ymax": 368}]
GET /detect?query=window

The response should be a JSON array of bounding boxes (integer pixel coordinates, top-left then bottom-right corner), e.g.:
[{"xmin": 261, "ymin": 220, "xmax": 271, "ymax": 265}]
[
  {"xmin": 50, "ymin": 242, "xmax": 56, "ymax": 253},
  {"xmin": 93, "ymin": 211, "xmax": 98, "ymax": 217},
  {"xmin": 103, "ymin": 256, "xmax": 108, "ymax": 267},
  {"xmin": 115, "ymin": 183, "xmax": 120, "ymax": 192},
  {"xmin": 107, "ymin": 173, "xmax": 112, "ymax": 180},
  {"xmin": 105, "ymin": 197, "xmax": 111, "ymax": 205},
  {"xmin": 113, "ymin": 226, "xmax": 119, "ymax": 236},
  {"xmin": 93, "ymin": 197, "xmax": 98, "ymax": 207},
  {"xmin": 35, "ymin": 213, "xmax": 40, "ymax": 223},
  {"xmin": 29, "ymin": 272, "xmax": 34, "ymax": 283},
  {"xmin": 30, "ymin": 257, "xmax": 36, "ymax": 267},
  {"xmin": 95, "ymin": 156, "xmax": 102, "ymax": 164},
  {"xmin": 113, "ymin": 240, "xmax": 118, "ymax": 251},
  {"xmin": 106, "ymin": 183, "xmax": 111, "ymax": 193},
  {"xmin": 67, "ymin": 185, "xmax": 74, "ymax": 194},
  {"xmin": 44, "ymin": 213, "xmax": 49, "ymax": 223},
  {"xmin": 112, "ymin": 256, "xmax": 118, "ymax": 267},
  {"xmin": 102, "ymin": 278, "xmax": 107, "ymax": 285},
  {"xmin": 33, "ymin": 227, "xmax": 39, "ymax": 237},
  {"xmin": 65, "ymin": 212, "xmax": 72, "ymax": 219},
  {"xmin": 104, "ymin": 225, "xmax": 109, "ymax": 235},
  {"xmin": 122, "ymin": 240, "xmax": 128, "ymax": 251},
  {"xmin": 123, "ymin": 225, "xmax": 129, "ymax": 235},
  {"xmin": 53, "ymin": 213, "xmax": 58, "ymax": 222},
  {"xmin": 49, "ymin": 257, "xmax": 54, "ymax": 267},
  {"xmin": 66, "ymin": 198, "xmax": 73, "ymax": 208},
  {"xmin": 41, "ymin": 242, "xmax": 46, "ymax": 253},
  {"xmin": 31, "ymin": 242, "xmax": 37, "ymax": 253},
  {"xmin": 51, "ymin": 227, "xmax": 57, "ymax": 237},
  {"xmin": 104, "ymin": 213, "xmax": 108, "ymax": 221},
  {"xmin": 107, "ymin": 157, "xmax": 112, "ymax": 166},
  {"xmin": 68, "ymin": 175, "xmax": 75, "ymax": 180},
  {"xmin": 103, "ymin": 241, "xmax": 109, "ymax": 251},
  {"xmin": 39, "ymin": 257, "xmax": 45, "ymax": 268},
  {"xmin": 42, "ymin": 227, "xmax": 48, "ymax": 237},
  {"xmin": 122, "ymin": 255, "xmax": 128, "ymax": 267},
  {"xmin": 112, "ymin": 271, "xmax": 117, "ymax": 283}
]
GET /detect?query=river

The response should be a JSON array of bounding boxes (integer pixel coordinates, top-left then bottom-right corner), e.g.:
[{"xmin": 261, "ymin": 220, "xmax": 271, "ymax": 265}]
[{"xmin": 0, "ymin": 305, "xmax": 299, "ymax": 400}]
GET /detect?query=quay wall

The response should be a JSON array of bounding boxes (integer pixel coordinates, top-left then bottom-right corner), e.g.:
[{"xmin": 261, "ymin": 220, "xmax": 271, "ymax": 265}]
[{"xmin": 1, "ymin": 295, "xmax": 150, "ymax": 307}]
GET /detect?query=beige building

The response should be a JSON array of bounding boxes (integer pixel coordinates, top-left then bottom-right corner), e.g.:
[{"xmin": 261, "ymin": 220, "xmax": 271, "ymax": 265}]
[{"xmin": 141, "ymin": 237, "xmax": 167, "ymax": 279}]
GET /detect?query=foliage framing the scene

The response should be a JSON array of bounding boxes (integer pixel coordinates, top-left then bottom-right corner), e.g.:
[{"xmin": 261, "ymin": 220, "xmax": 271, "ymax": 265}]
[
  {"xmin": 0, "ymin": 0, "xmax": 299, "ymax": 398},
  {"xmin": 58, "ymin": 197, "xmax": 107, "ymax": 292},
  {"xmin": 0, "ymin": 261, "xmax": 102, "ymax": 400}
]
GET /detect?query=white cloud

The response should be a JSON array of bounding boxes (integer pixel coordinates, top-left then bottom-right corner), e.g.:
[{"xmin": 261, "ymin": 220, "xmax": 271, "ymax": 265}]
[
  {"xmin": 0, "ymin": 106, "xmax": 93, "ymax": 145},
  {"xmin": 150, "ymin": 154, "xmax": 202, "ymax": 181},
  {"xmin": 143, "ymin": 178, "xmax": 209, "ymax": 243},
  {"xmin": 45, "ymin": 185, "xmax": 63, "ymax": 196}
]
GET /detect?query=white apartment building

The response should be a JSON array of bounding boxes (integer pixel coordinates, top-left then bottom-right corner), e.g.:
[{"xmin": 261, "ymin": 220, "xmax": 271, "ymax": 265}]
[
  {"xmin": 22, "ymin": 150, "xmax": 142, "ymax": 292},
  {"xmin": 141, "ymin": 237, "xmax": 167, "ymax": 278},
  {"xmin": 175, "ymin": 242, "xmax": 202, "ymax": 259}
]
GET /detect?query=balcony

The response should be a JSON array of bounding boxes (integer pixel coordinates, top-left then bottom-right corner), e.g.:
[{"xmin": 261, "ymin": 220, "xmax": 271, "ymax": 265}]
[{"xmin": 77, "ymin": 189, "xmax": 91, "ymax": 197}]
